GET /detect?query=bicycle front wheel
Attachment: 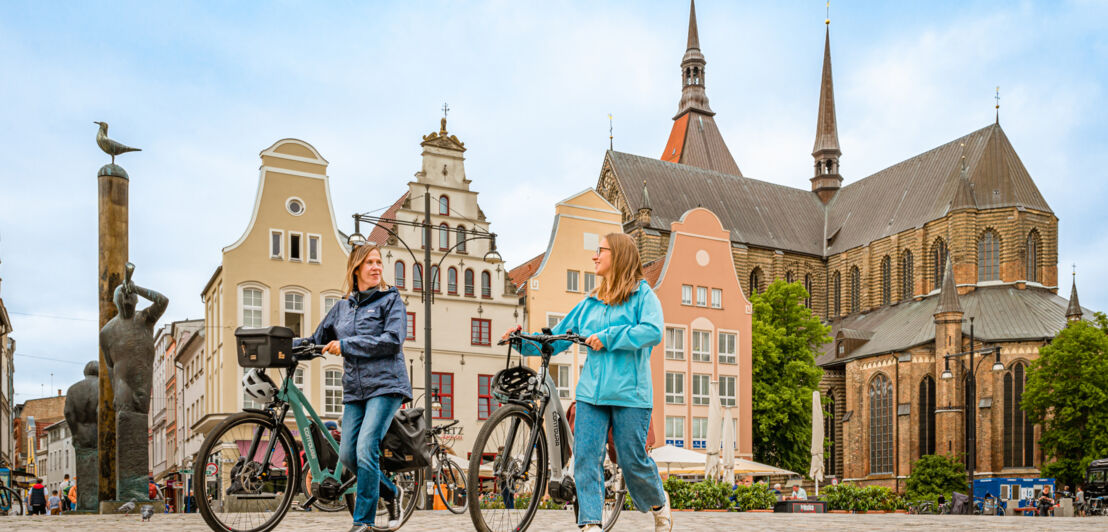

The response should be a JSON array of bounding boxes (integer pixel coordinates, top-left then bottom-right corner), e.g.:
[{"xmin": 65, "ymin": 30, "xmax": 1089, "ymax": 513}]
[
  {"xmin": 467, "ymin": 404, "xmax": 548, "ymax": 532},
  {"xmin": 601, "ymin": 460, "xmax": 626, "ymax": 531},
  {"xmin": 435, "ymin": 455, "xmax": 468, "ymax": 514},
  {"xmin": 0, "ymin": 485, "xmax": 24, "ymax": 516},
  {"xmin": 195, "ymin": 412, "xmax": 300, "ymax": 532},
  {"xmin": 369, "ymin": 468, "xmax": 423, "ymax": 532}
]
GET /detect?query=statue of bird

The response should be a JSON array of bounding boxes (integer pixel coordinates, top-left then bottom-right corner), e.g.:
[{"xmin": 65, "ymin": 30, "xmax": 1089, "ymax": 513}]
[{"xmin": 93, "ymin": 121, "xmax": 141, "ymax": 164}]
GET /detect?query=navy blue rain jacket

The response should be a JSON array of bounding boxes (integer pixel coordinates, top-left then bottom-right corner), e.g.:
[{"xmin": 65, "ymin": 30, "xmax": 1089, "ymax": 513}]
[{"xmin": 296, "ymin": 287, "xmax": 412, "ymax": 403}]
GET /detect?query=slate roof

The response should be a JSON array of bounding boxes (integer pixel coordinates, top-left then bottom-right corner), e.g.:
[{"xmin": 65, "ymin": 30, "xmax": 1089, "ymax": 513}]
[{"xmin": 816, "ymin": 286, "xmax": 1094, "ymax": 367}]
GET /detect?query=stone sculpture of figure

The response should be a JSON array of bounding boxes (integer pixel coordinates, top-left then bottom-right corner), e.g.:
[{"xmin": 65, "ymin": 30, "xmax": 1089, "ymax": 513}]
[
  {"xmin": 100, "ymin": 263, "xmax": 167, "ymax": 502},
  {"xmin": 64, "ymin": 361, "xmax": 100, "ymax": 512}
]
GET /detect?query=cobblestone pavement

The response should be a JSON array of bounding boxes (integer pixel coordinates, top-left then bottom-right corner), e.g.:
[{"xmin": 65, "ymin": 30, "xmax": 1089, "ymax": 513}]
[{"xmin": 4, "ymin": 509, "xmax": 1105, "ymax": 531}]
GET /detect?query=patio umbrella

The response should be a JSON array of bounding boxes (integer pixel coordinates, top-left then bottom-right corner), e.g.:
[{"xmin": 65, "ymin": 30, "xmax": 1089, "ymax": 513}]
[
  {"xmin": 651, "ymin": 445, "xmax": 707, "ymax": 475},
  {"xmin": 732, "ymin": 458, "xmax": 799, "ymax": 476},
  {"xmin": 705, "ymin": 379, "xmax": 722, "ymax": 480},
  {"xmin": 809, "ymin": 390, "xmax": 825, "ymax": 496},
  {"xmin": 721, "ymin": 406, "xmax": 736, "ymax": 485}
]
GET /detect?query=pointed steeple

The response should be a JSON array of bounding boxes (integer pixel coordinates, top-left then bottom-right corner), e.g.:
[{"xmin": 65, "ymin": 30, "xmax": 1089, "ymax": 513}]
[
  {"xmin": 811, "ymin": 21, "xmax": 844, "ymax": 204},
  {"xmin": 637, "ymin": 180, "xmax": 653, "ymax": 226},
  {"xmin": 934, "ymin": 254, "xmax": 962, "ymax": 315},
  {"xmin": 1066, "ymin": 272, "xmax": 1083, "ymax": 322},
  {"xmin": 660, "ymin": 0, "xmax": 742, "ymax": 176}
]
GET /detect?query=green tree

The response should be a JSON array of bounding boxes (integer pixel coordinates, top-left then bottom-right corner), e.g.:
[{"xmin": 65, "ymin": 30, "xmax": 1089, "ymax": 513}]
[
  {"xmin": 1022, "ymin": 312, "xmax": 1108, "ymax": 488},
  {"xmin": 905, "ymin": 454, "xmax": 967, "ymax": 500},
  {"xmin": 750, "ymin": 279, "xmax": 830, "ymax": 474}
]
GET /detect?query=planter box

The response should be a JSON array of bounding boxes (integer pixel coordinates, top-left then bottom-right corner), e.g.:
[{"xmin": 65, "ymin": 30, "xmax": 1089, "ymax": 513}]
[
  {"xmin": 828, "ymin": 510, "xmax": 850, "ymax": 513},
  {"xmin": 747, "ymin": 509, "xmax": 774, "ymax": 513},
  {"xmin": 701, "ymin": 509, "xmax": 729, "ymax": 512}
]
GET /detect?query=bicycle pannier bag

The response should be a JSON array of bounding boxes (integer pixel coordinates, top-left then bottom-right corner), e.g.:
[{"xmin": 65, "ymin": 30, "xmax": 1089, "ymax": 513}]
[
  {"xmin": 380, "ymin": 407, "xmax": 431, "ymax": 472},
  {"xmin": 235, "ymin": 326, "xmax": 295, "ymax": 368},
  {"xmin": 309, "ymin": 423, "xmax": 339, "ymax": 472}
]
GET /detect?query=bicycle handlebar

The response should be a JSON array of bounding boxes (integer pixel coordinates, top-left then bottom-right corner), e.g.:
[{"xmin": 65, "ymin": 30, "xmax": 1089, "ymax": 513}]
[
  {"xmin": 496, "ymin": 329, "xmax": 587, "ymax": 347},
  {"xmin": 432, "ymin": 419, "xmax": 461, "ymax": 434},
  {"xmin": 292, "ymin": 343, "xmax": 326, "ymax": 360}
]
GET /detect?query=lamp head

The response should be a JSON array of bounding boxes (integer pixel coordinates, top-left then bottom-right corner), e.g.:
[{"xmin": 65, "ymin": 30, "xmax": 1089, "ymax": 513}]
[
  {"xmin": 347, "ymin": 232, "xmax": 367, "ymax": 247},
  {"xmin": 941, "ymin": 368, "xmax": 953, "ymax": 380}
]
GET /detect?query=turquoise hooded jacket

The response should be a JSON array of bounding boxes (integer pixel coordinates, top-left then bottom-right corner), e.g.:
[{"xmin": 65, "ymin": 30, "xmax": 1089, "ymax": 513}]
[{"xmin": 515, "ymin": 279, "xmax": 663, "ymax": 408}]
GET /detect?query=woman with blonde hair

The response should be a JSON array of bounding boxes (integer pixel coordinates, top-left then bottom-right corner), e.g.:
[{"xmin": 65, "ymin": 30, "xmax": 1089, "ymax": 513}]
[
  {"xmin": 296, "ymin": 244, "xmax": 410, "ymax": 532},
  {"xmin": 504, "ymin": 232, "xmax": 671, "ymax": 531}
]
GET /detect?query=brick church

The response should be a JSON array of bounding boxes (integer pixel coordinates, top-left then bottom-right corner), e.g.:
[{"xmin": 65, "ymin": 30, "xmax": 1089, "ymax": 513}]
[{"xmin": 594, "ymin": 1, "xmax": 1090, "ymax": 488}]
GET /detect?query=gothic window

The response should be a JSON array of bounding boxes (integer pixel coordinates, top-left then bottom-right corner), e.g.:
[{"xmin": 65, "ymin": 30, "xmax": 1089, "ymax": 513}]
[
  {"xmin": 978, "ymin": 229, "xmax": 1000, "ymax": 282},
  {"xmin": 804, "ymin": 274, "xmax": 813, "ymax": 309},
  {"xmin": 868, "ymin": 374, "xmax": 893, "ymax": 474},
  {"xmin": 900, "ymin": 250, "xmax": 914, "ymax": 301},
  {"xmin": 438, "ymin": 195, "xmax": 449, "ymax": 215},
  {"xmin": 850, "ymin": 266, "xmax": 861, "ymax": 313},
  {"xmin": 881, "ymin": 256, "xmax": 892, "ymax": 306},
  {"xmin": 456, "ymin": 225, "xmax": 467, "ymax": 253},
  {"xmin": 785, "ymin": 270, "xmax": 794, "ymax": 284},
  {"xmin": 832, "ymin": 271, "xmax": 841, "ymax": 316},
  {"xmin": 918, "ymin": 376, "xmax": 936, "ymax": 457},
  {"xmin": 1003, "ymin": 362, "xmax": 1035, "ymax": 468},
  {"xmin": 1026, "ymin": 231, "xmax": 1040, "ymax": 283},
  {"xmin": 749, "ymin": 267, "xmax": 764, "ymax": 295},
  {"xmin": 931, "ymin": 238, "xmax": 947, "ymax": 291}
]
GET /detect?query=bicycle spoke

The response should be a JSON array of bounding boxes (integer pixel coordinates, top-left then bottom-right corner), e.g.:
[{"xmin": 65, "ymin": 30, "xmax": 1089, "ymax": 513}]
[{"xmin": 469, "ymin": 407, "xmax": 546, "ymax": 532}]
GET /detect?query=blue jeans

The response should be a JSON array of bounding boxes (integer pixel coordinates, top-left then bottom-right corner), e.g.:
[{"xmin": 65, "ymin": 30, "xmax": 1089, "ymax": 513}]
[
  {"xmin": 573, "ymin": 400, "xmax": 665, "ymax": 525},
  {"xmin": 340, "ymin": 394, "xmax": 402, "ymax": 526}
]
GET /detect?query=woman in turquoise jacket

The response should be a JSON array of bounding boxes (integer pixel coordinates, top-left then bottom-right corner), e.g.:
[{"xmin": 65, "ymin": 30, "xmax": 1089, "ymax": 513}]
[{"xmin": 506, "ymin": 233, "xmax": 672, "ymax": 532}]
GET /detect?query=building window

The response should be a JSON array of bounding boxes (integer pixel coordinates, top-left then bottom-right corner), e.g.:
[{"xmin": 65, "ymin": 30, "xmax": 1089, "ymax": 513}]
[
  {"xmin": 464, "ymin": 269, "xmax": 475, "ymax": 297},
  {"xmin": 691, "ymin": 374, "xmax": 710, "ymax": 405},
  {"xmin": 406, "ymin": 312, "xmax": 416, "ymax": 341},
  {"xmin": 932, "ymin": 238, "xmax": 948, "ymax": 291},
  {"xmin": 881, "ymin": 256, "xmax": 891, "ymax": 305},
  {"xmin": 681, "ymin": 285, "xmax": 692, "ymax": 305},
  {"xmin": 270, "ymin": 230, "xmax": 283, "ymax": 259},
  {"xmin": 289, "ymin": 232, "xmax": 302, "ymax": 261},
  {"xmin": 456, "ymin": 226, "xmax": 467, "ymax": 253},
  {"xmin": 691, "ymin": 330, "xmax": 711, "ymax": 362},
  {"xmin": 1004, "ymin": 362, "xmax": 1035, "ymax": 468},
  {"xmin": 719, "ymin": 376, "xmax": 736, "ymax": 407},
  {"xmin": 718, "ymin": 332, "xmax": 736, "ymax": 364},
  {"xmin": 286, "ymin": 197, "xmax": 304, "ymax": 216},
  {"xmin": 749, "ymin": 267, "xmax": 764, "ymax": 295},
  {"xmin": 471, "ymin": 318, "xmax": 491, "ymax": 346},
  {"xmin": 447, "ymin": 267, "xmax": 458, "ymax": 294},
  {"xmin": 394, "ymin": 261, "xmax": 406, "ymax": 289},
  {"xmin": 547, "ymin": 313, "xmax": 564, "ymax": 331},
  {"xmin": 692, "ymin": 417, "xmax": 708, "ymax": 449},
  {"xmin": 478, "ymin": 374, "xmax": 500, "ymax": 420},
  {"xmin": 481, "ymin": 271, "xmax": 492, "ymax": 298},
  {"xmin": 850, "ymin": 266, "xmax": 861, "ymax": 313},
  {"xmin": 900, "ymin": 250, "xmax": 914, "ymax": 301},
  {"xmin": 420, "ymin": 220, "xmax": 427, "ymax": 248},
  {"xmin": 294, "ymin": 367, "xmax": 306, "ymax": 396},
  {"xmin": 240, "ymin": 287, "xmax": 265, "ymax": 328},
  {"xmin": 439, "ymin": 195, "xmax": 449, "ymax": 215},
  {"xmin": 431, "ymin": 372, "xmax": 453, "ymax": 419},
  {"xmin": 567, "ymin": 270, "xmax": 580, "ymax": 292},
  {"xmin": 978, "ymin": 229, "xmax": 1000, "ymax": 282},
  {"xmin": 584, "ymin": 272, "xmax": 596, "ymax": 293},
  {"xmin": 785, "ymin": 270, "xmax": 795, "ymax": 284},
  {"xmin": 283, "ymin": 291, "xmax": 305, "ymax": 337},
  {"xmin": 665, "ymin": 372, "xmax": 685, "ymax": 404},
  {"xmin": 665, "ymin": 416, "xmax": 685, "ymax": 447},
  {"xmin": 832, "ymin": 271, "xmax": 841, "ymax": 316},
  {"xmin": 308, "ymin": 235, "xmax": 320, "ymax": 263},
  {"xmin": 439, "ymin": 223, "xmax": 450, "ymax": 250},
  {"xmin": 918, "ymin": 375, "xmax": 936, "ymax": 458},
  {"xmin": 325, "ymin": 369, "xmax": 343, "ymax": 416},
  {"xmin": 413, "ymin": 264, "xmax": 423, "ymax": 291},
  {"xmin": 1026, "ymin": 231, "xmax": 1039, "ymax": 282},
  {"xmin": 665, "ymin": 327, "xmax": 685, "ymax": 360},
  {"xmin": 430, "ymin": 265, "xmax": 441, "ymax": 292},
  {"xmin": 868, "ymin": 373, "xmax": 893, "ymax": 474},
  {"xmin": 551, "ymin": 365, "xmax": 571, "ymax": 399},
  {"xmin": 711, "ymin": 288, "xmax": 722, "ymax": 308},
  {"xmin": 696, "ymin": 286, "xmax": 707, "ymax": 307},
  {"xmin": 804, "ymin": 274, "xmax": 813, "ymax": 308}
]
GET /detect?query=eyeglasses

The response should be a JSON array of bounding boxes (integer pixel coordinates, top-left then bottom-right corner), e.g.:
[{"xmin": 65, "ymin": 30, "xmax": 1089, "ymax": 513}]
[{"xmin": 594, "ymin": 246, "xmax": 611, "ymax": 256}]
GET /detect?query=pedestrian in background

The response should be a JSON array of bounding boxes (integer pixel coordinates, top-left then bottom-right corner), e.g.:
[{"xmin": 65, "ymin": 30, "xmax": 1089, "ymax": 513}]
[
  {"xmin": 47, "ymin": 490, "xmax": 61, "ymax": 515},
  {"xmin": 58, "ymin": 474, "xmax": 72, "ymax": 512},
  {"xmin": 29, "ymin": 479, "xmax": 47, "ymax": 515}
]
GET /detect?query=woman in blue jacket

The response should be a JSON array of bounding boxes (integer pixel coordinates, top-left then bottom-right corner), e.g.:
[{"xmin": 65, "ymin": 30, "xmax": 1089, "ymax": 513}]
[
  {"xmin": 297, "ymin": 244, "xmax": 410, "ymax": 532},
  {"xmin": 506, "ymin": 233, "xmax": 671, "ymax": 532}
]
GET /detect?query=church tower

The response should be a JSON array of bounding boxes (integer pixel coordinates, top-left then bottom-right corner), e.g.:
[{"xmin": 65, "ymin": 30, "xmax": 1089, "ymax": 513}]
[
  {"xmin": 811, "ymin": 19, "xmax": 843, "ymax": 204},
  {"xmin": 660, "ymin": 0, "xmax": 743, "ymax": 176}
]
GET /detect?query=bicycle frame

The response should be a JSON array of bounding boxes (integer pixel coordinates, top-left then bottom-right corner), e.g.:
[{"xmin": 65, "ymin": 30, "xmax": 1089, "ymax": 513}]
[{"xmin": 500, "ymin": 344, "xmax": 573, "ymax": 488}]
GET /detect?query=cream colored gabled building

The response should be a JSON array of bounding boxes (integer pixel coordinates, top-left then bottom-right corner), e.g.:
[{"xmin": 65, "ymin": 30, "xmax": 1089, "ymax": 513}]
[
  {"xmin": 199, "ymin": 139, "xmax": 349, "ymax": 434},
  {"xmin": 507, "ymin": 189, "xmax": 623, "ymax": 412}
]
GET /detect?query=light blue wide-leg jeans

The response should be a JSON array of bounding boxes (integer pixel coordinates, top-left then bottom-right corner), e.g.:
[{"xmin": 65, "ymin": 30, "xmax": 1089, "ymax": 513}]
[{"xmin": 339, "ymin": 394, "xmax": 402, "ymax": 526}]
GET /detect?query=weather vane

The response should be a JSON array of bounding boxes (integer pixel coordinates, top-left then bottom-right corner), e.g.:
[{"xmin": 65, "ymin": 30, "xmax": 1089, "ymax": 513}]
[
  {"xmin": 994, "ymin": 86, "xmax": 1000, "ymax": 124},
  {"xmin": 826, "ymin": 1, "xmax": 831, "ymax": 25},
  {"xmin": 608, "ymin": 113, "xmax": 614, "ymax": 150},
  {"xmin": 442, "ymin": 102, "xmax": 450, "ymax": 119}
]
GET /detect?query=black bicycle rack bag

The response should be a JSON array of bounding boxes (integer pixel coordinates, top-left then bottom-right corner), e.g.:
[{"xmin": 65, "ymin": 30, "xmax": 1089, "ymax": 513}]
[
  {"xmin": 381, "ymin": 407, "xmax": 431, "ymax": 472},
  {"xmin": 235, "ymin": 326, "xmax": 296, "ymax": 368}
]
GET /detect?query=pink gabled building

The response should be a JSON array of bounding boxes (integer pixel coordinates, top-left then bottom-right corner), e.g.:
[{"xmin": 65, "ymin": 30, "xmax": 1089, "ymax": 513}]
[{"xmin": 645, "ymin": 208, "xmax": 752, "ymax": 458}]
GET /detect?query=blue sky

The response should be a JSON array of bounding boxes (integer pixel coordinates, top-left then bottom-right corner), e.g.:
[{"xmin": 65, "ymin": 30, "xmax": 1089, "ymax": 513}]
[{"xmin": 2, "ymin": 0, "xmax": 1106, "ymax": 402}]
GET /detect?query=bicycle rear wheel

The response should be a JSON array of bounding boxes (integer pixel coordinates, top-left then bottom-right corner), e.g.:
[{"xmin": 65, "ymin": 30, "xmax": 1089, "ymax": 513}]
[
  {"xmin": 435, "ymin": 455, "xmax": 468, "ymax": 514},
  {"xmin": 0, "ymin": 485, "xmax": 24, "ymax": 516},
  {"xmin": 195, "ymin": 412, "xmax": 300, "ymax": 532},
  {"xmin": 467, "ymin": 404, "xmax": 548, "ymax": 532}
]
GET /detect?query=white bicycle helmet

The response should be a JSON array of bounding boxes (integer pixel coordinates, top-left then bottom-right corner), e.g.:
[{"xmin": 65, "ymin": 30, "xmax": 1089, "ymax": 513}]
[{"xmin": 241, "ymin": 369, "xmax": 277, "ymax": 404}]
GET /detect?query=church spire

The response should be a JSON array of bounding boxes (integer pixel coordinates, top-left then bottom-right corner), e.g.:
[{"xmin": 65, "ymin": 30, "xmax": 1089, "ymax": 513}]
[
  {"xmin": 810, "ymin": 20, "xmax": 843, "ymax": 204},
  {"xmin": 934, "ymin": 254, "xmax": 962, "ymax": 316},
  {"xmin": 676, "ymin": 0, "xmax": 712, "ymax": 117},
  {"xmin": 1066, "ymin": 270, "xmax": 1083, "ymax": 322}
]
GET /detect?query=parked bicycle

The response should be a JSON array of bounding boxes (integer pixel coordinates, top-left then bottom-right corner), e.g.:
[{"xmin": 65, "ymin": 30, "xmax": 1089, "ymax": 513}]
[
  {"xmin": 428, "ymin": 419, "xmax": 468, "ymax": 514},
  {"xmin": 196, "ymin": 332, "xmax": 422, "ymax": 532},
  {"xmin": 0, "ymin": 469, "xmax": 24, "ymax": 516},
  {"xmin": 467, "ymin": 329, "xmax": 625, "ymax": 532}
]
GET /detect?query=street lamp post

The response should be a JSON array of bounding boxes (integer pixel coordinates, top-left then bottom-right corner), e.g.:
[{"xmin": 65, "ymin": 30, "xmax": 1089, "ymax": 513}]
[
  {"xmin": 941, "ymin": 316, "xmax": 1005, "ymax": 494},
  {"xmin": 346, "ymin": 186, "xmax": 502, "ymax": 497}
]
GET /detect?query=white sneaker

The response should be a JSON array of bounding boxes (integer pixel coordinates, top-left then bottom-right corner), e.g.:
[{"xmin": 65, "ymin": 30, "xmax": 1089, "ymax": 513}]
[
  {"xmin": 579, "ymin": 525, "xmax": 602, "ymax": 532},
  {"xmin": 651, "ymin": 492, "xmax": 672, "ymax": 532}
]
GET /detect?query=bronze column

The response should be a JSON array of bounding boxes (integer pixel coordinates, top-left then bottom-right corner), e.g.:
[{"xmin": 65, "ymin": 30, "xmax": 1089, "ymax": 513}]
[{"xmin": 98, "ymin": 163, "xmax": 128, "ymax": 503}]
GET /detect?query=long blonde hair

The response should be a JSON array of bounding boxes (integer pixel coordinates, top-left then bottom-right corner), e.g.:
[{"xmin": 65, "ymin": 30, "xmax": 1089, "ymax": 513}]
[
  {"xmin": 595, "ymin": 233, "xmax": 644, "ymax": 306},
  {"xmin": 343, "ymin": 244, "xmax": 389, "ymax": 296}
]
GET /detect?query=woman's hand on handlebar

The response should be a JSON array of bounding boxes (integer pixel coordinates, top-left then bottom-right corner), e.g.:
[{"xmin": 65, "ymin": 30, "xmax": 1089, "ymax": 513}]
[
  {"xmin": 322, "ymin": 340, "xmax": 342, "ymax": 356},
  {"xmin": 584, "ymin": 334, "xmax": 604, "ymax": 351},
  {"xmin": 499, "ymin": 326, "xmax": 522, "ymax": 345}
]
